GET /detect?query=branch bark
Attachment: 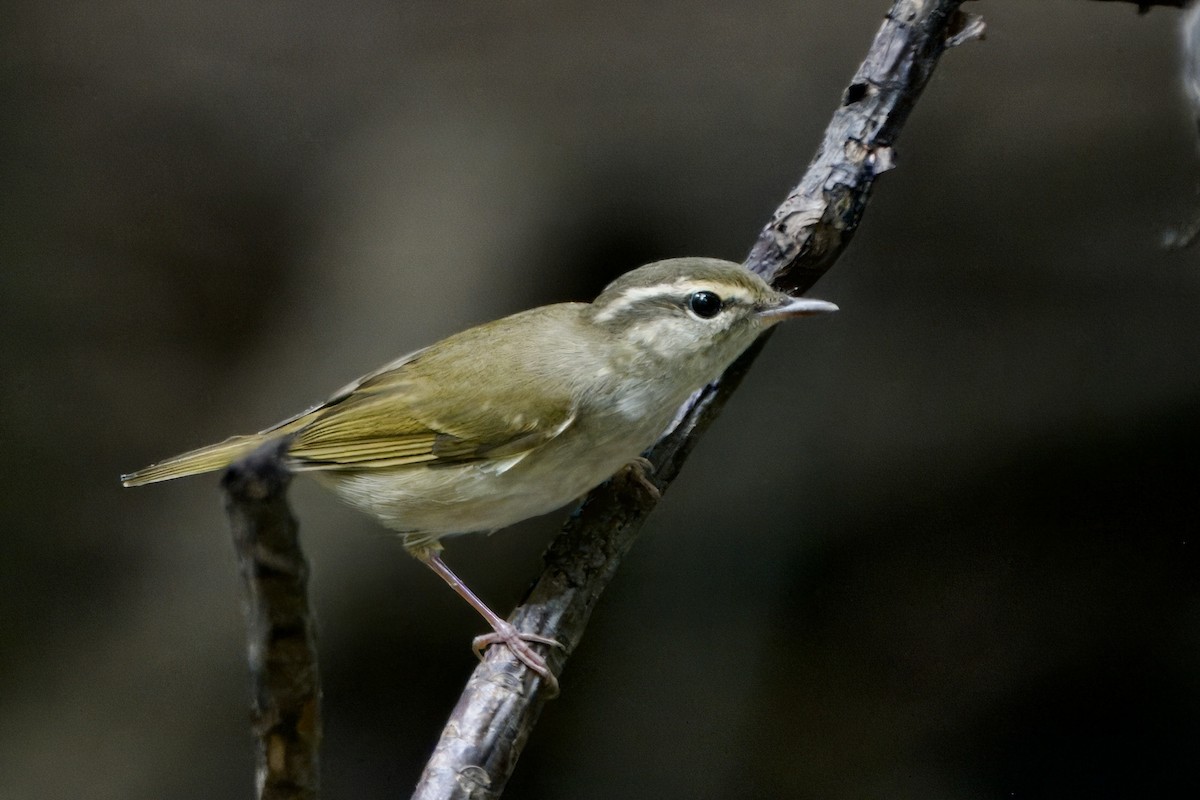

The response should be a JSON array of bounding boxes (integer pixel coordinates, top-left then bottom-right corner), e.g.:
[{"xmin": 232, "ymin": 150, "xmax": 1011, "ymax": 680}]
[
  {"xmin": 1087, "ymin": 0, "xmax": 1186, "ymax": 12},
  {"xmin": 410, "ymin": 2, "xmax": 980, "ymax": 798},
  {"xmin": 223, "ymin": 439, "xmax": 322, "ymax": 800}
]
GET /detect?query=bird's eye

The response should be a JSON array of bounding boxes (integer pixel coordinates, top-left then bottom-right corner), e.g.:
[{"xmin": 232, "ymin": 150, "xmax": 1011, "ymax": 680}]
[{"xmin": 688, "ymin": 291, "xmax": 723, "ymax": 319}]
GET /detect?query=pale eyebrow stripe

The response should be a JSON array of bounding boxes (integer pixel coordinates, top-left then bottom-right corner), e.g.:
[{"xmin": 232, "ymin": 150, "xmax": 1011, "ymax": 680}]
[{"xmin": 593, "ymin": 280, "xmax": 755, "ymax": 323}]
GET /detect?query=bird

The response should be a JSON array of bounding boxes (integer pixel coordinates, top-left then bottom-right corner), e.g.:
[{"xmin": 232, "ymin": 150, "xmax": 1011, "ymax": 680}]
[{"xmin": 123, "ymin": 256, "xmax": 837, "ymax": 693}]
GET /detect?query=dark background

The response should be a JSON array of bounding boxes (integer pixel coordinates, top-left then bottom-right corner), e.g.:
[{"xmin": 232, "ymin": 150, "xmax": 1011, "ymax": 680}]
[{"xmin": 3, "ymin": 2, "xmax": 1198, "ymax": 798}]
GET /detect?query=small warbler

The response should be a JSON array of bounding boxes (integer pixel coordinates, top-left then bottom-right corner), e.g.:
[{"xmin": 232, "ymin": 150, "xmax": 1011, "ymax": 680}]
[{"xmin": 124, "ymin": 257, "xmax": 836, "ymax": 692}]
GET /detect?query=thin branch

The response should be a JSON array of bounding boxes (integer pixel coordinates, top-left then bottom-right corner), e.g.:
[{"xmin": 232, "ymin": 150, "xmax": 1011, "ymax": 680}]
[
  {"xmin": 1086, "ymin": 0, "xmax": 1186, "ymax": 12},
  {"xmin": 223, "ymin": 439, "xmax": 321, "ymax": 800},
  {"xmin": 410, "ymin": 2, "xmax": 980, "ymax": 798}
]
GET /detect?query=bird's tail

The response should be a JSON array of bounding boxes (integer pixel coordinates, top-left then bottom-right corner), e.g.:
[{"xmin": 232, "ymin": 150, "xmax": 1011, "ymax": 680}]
[{"xmin": 121, "ymin": 434, "xmax": 270, "ymax": 486}]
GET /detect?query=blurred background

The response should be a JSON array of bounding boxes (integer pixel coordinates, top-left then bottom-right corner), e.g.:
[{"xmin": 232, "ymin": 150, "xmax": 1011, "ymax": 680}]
[{"xmin": 3, "ymin": 1, "xmax": 1198, "ymax": 798}]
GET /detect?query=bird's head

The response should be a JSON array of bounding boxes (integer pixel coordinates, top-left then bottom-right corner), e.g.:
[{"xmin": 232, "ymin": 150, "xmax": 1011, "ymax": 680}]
[{"xmin": 588, "ymin": 257, "xmax": 837, "ymax": 378}]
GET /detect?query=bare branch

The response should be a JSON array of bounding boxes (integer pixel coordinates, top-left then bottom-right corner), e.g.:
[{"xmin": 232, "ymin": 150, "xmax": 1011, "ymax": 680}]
[
  {"xmin": 1086, "ymin": 0, "xmax": 1186, "ymax": 12},
  {"xmin": 223, "ymin": 439, "xmax": 321, "ymax": 800},
  {"xmin": 411, "ymin": 2, "xmax": 979, "ymax": 798}
]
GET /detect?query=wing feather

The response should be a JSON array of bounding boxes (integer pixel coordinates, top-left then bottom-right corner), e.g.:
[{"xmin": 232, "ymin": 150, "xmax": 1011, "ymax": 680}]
[
  {"xmin": 125, "ymin": 305, "xmax": 589, "ymax": 481},
  {"xmin": 284, "ymin": 325, "xmax": 580, "ymax": 471}
]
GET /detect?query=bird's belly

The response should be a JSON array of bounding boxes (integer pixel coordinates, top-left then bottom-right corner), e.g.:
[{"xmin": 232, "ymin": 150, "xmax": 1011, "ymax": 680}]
[
  {"xmin": 311, "ymin": 431, "xmax": 650, "ymax": 537},
  {"xmin": 309, "ymin": 382, "xmax": 682, "ymax": 541}
]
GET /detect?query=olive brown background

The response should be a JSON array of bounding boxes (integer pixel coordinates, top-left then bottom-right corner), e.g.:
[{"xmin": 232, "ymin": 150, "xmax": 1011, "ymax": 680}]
[{"xmin": 2, "ymin": 2, "xmax": 1198, "ymax": 798}]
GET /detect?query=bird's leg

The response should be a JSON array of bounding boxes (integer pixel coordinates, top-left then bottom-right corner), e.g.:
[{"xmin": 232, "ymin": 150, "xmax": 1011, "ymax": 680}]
[
  {"xmin": 620, "ymin": 456, "xmax": 661, "ymax": 499},
  {"xmin": 413, "ymin": 547, "xmax": 563, "ymax": 695}
]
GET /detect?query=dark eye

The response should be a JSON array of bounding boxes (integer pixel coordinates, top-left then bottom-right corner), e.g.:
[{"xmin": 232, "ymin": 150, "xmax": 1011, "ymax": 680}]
[{"xmin": 688, "ymin": 291, "xmax": 723, "ymax": 319}]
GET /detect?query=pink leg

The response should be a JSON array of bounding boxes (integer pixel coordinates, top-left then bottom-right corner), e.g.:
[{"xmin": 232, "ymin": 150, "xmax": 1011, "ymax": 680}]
[{"xmin": 416, "ymin": 550, "xmax": 563, "ymax": 695}]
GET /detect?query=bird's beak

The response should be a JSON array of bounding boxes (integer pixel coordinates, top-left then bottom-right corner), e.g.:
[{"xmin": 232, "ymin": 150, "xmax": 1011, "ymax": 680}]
[{"xmin": 758, "ymin": 296, "xmax": 839, "ymax": 320}]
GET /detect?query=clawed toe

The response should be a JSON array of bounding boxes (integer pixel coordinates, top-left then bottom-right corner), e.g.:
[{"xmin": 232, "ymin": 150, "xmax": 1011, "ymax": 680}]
[
  {"xmin": 472, "ymin": 622, "xmax": 563, "ymax": 696},
  {"xmin": 471, "ymin": 629, "xmax": 564, "ymax": 658},
  {"xmin": 416, "ymin": 551, "xmax": 563, "ymax": 695},
  {"xmin": 622, "ymin": 456, "xmax": 661, "ymax": 498}
]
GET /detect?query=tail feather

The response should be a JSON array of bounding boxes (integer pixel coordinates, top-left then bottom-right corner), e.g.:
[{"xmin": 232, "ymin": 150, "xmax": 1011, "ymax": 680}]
[{"xmin": 121, "ymin": 434, "xmax": 270, "ymax": 486}]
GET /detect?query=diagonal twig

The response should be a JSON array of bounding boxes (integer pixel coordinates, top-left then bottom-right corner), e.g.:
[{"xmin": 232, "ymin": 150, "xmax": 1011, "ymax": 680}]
[
  {"xmin": 1087, "ymin": 0, "xmax": 1186, "ymax": 12},
  {"xmin": 410, "ymin": 2, "xmax": 982, "ymax": 798}
]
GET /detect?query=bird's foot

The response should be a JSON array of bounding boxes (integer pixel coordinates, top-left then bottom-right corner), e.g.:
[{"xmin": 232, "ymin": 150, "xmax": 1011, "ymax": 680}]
[
  {"xmin": 621, "ymin": 456, "xmax": 661, "ymax": 498},
  {"xmin": 472, "ymin": 621, "xmax": 565, "ymax": 696}
]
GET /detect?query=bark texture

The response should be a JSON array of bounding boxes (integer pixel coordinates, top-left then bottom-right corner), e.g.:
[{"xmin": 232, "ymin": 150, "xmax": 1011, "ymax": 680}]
[{"xmin": 223, "ymin": 439, "xmax": 322, "ymax": 800}]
